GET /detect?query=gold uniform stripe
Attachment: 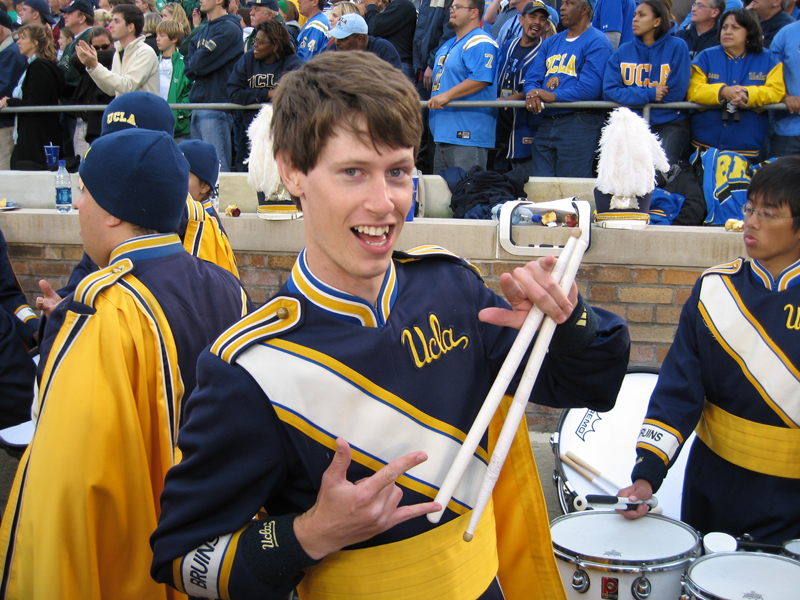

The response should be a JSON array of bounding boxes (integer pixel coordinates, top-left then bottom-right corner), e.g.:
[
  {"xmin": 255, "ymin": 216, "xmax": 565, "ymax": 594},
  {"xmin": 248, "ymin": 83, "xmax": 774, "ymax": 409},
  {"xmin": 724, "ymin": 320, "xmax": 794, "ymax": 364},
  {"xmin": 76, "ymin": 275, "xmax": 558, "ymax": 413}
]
[
  {"xmin": 643, "ymin": 418, "xmax": 685, "ymax": 445},
  {"xmin": 696, "ymin": 401, "xmax": 800, "ymax": 478}
]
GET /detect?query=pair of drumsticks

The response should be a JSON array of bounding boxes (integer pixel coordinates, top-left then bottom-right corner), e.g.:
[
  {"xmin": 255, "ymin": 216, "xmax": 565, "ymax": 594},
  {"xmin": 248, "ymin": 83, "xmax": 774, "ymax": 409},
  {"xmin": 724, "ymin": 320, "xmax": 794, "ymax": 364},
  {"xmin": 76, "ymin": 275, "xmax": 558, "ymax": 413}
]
[{"xmin": 428, "ymin": 229, "xmax": 588, "ymax": 541}]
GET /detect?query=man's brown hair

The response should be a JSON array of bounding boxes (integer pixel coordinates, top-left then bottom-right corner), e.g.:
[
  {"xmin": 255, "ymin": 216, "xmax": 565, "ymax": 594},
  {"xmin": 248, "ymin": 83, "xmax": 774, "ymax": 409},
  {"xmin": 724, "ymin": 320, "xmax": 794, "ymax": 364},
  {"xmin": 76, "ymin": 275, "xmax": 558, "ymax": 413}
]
[{"xmin": 271, "ymin": 51, "xmax": 422, "ymax": 174}]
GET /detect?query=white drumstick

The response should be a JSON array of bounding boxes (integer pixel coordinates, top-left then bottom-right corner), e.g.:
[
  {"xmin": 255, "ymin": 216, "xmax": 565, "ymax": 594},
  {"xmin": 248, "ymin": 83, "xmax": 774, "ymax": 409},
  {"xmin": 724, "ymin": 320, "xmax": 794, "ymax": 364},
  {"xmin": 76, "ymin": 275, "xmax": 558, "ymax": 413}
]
[
  {"xmin": 464, "ymin": 237, "xmax": 588, "ymax": 541},
  {"xmin": 559, "ymin": 453, "xmax": 618, "ymax": 496},
  {"xmin": 427, "ymin": 229, "xmax": 582, "ymax": 524},
  {"xmin": 565, "ymin": 451, "xmax": 626, "ymax": 493}
]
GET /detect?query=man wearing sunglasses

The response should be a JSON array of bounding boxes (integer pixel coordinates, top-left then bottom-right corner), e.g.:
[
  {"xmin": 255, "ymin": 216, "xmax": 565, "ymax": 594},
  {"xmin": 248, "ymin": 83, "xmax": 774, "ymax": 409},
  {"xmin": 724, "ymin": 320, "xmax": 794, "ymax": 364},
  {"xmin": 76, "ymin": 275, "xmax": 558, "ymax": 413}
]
[{"xmin": 620, "ymin": 156, "xmax": 800, "ymax": 547}]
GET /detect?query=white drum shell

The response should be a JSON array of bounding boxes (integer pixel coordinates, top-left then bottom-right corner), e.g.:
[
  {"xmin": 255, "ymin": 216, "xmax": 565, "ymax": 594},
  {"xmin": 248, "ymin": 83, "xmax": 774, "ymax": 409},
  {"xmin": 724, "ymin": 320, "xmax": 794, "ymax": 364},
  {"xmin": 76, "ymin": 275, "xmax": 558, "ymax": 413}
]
[
  {"xmin": 685, "ymin": 552, "xmax": 800, "ymax": 600},
  {"xmin": 551, "ymin": 512, "xmax": 700, "ymax": 600},
  {"xmin": 551, "ymin": 370, "xmax": 695, "ymax": 520}
]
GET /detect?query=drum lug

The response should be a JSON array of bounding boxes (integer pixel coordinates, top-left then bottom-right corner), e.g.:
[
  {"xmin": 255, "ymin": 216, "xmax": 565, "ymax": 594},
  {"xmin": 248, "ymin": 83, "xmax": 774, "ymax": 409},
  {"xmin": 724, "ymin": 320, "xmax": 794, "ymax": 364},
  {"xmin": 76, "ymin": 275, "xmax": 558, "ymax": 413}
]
[
  {"xmin": 631, "ymin": 571, "xmax": 651, "ymax": 600},
  {"xmin": 571, "ymin": 567, "xmax": 590, "ymax": 594}
]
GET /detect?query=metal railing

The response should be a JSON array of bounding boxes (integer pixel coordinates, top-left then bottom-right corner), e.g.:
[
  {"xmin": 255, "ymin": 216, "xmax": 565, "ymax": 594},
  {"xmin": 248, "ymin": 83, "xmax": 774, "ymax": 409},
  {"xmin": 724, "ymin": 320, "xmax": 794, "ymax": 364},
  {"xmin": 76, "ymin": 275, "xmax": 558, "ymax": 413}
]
[{"xmin": 2, "ymin": 100, "xmax": 791, "ymax": 124}]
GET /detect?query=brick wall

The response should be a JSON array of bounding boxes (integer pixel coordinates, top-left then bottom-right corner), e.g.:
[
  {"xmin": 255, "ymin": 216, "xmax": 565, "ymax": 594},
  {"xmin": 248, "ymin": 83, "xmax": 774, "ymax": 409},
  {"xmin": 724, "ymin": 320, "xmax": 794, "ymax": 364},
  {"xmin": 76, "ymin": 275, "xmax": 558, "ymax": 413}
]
[{"xmin": 9, "ymin": 243, "xmax": 703, "ymax": 432}]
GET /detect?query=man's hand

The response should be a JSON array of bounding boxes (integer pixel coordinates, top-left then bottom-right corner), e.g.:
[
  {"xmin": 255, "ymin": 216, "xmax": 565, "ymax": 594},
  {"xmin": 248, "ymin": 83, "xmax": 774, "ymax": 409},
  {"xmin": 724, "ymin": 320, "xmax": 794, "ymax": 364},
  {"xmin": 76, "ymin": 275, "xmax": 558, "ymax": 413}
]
[
  {"xmin": 36, "ymin": 279, "xmax": 63, "ymax": 318},
  {"xmin": 654, "ymin": 85, "xmax": 668, "ymax": 102},
  {"xmin": 783, "ymin": 94, "xmax": 800, "ymax": 114},
  {"xmin": 427, "ymin": 92, "xmax": 450, "ymax": 110},
  {"xmin": 293, "ymin": 438, "xmax": 441, "ymax": 560},
  {"xmin": 526, "ymin": 89, "xmax": 553, "ymax": 113},
  {"xmin": 617, "ymin": 479, "xmax": 653, "ymax": 520},
  {"xmin": 720, "ymin": 85, "xmax": 748, "ymax": 107},
  {"xmin": 478, "ymin": 255, "xmax": 578, "ymax": 329},
  {"xmin": 192, "ymin": 7, "xmax": 202, "ymax": 27},
  {"xmin": 75, "ymin": 40, "xmax": 99, "ymax": 70},
  {"xmin": 0, "ymin": 96, "xmax": 8, "ymax": 109},
  {"xmin": 423, "ymin": 66, "xmax": 433, "ymax": 91}
]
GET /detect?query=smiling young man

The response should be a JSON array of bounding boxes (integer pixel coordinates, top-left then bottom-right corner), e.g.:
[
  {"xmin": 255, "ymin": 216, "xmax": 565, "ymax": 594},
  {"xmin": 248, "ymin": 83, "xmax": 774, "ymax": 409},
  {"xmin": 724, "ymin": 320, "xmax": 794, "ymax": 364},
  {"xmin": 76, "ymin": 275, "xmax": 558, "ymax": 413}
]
[
  {"xmin": 620, "ymin": 156, "xmax": 800, "ymax": 546},
  {"xmin": 151, "ymin": 51, "xmax": 630, "ymax": 600}
]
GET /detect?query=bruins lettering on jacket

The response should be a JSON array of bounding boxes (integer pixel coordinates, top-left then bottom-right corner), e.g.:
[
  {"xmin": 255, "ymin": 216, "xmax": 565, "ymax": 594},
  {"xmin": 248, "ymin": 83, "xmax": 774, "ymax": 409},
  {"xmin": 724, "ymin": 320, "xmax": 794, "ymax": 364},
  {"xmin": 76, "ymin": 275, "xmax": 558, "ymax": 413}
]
[
  {"xmin": 401, "ymin": 313, "xmax": 469, "ymax": 368},
  {"xmin": 247, "ymin": 73, "xmax": 275, "ymax": 89},
  {"xmin": 545, "ymin": 53, "xmax": 577, "ymax": 77},
  {"xmin": 618, "ymin": 63, "xmax": 671, "ymax": 87}
]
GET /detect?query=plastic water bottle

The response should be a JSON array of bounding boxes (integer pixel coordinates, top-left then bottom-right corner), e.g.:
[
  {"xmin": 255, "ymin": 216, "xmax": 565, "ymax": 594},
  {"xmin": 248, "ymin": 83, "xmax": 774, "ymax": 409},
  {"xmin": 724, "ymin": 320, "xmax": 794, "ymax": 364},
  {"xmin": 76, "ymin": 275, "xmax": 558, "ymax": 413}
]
[
  {"xmin": 491, "ymin": 204, "xmax": 540, "ymax": 225},
  {"xmin": 54, "ymin": 160, "xmax": 72, "ymax": 213}
]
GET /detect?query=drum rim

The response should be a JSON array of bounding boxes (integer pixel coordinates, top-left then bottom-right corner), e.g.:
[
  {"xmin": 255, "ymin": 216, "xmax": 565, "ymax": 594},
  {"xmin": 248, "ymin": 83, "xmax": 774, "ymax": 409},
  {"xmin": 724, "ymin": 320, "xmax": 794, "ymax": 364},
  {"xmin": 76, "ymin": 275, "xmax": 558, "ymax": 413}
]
[
  {"xmin": 551, "ymin": 367, "xmax": 661, "ymax": 515},
  {"xmin": 783, "ymin": 538, "xmax": 800, "ymax": 560},
  {"xmin": 550, "ymin": 512, "xmax": 701, "ymax": 570},
  {"xmin": 685, "ymin": 551, "xmax": 800, "ymax": 599}
]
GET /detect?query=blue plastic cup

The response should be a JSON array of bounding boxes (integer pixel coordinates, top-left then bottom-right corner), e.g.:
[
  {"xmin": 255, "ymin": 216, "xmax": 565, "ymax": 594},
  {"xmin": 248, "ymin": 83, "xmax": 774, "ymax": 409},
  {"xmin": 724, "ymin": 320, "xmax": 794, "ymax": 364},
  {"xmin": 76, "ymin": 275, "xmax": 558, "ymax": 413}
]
[{"xmin": 44, "ymin": 145, "xmax": 59, "ymax": 167}]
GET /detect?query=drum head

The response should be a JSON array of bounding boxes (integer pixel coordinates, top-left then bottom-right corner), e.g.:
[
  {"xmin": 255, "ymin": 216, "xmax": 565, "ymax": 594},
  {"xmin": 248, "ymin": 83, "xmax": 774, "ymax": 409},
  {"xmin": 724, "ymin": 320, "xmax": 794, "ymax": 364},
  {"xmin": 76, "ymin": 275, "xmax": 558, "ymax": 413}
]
[
  {"xmin": 784, "ymin": 539, "xmax": 800, "ymax": 560},
  {"xmin": 552, "ymin": 369, "xmax": 695, "ymax": 520},
  {"xmin": 550, "ymin": 512, "xmax": 699, "ymax": 565},
  {"xmin": 686, "ymin": 552, "xmax": 800, "ymax": 599}
]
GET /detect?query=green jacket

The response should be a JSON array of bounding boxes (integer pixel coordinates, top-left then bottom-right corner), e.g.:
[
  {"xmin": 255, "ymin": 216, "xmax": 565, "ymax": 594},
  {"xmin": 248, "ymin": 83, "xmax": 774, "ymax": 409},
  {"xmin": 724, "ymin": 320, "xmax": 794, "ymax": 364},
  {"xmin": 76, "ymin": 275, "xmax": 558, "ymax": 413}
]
[
  {"xmin": 59, "ymin": 27, "xmax": 93, "ymax": 93},
  {"xmin": 161, "ymin": 51, "xmax": 193, "ymax": 137}
]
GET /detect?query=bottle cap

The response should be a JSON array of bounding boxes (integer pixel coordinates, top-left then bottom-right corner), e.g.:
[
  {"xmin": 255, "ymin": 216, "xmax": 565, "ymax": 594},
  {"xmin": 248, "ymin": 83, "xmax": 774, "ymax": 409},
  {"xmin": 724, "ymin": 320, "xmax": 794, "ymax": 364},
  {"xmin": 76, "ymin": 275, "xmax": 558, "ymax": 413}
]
[{"xmin": 58, "ymin": 160, "xmax": 66, "ymax": 167}]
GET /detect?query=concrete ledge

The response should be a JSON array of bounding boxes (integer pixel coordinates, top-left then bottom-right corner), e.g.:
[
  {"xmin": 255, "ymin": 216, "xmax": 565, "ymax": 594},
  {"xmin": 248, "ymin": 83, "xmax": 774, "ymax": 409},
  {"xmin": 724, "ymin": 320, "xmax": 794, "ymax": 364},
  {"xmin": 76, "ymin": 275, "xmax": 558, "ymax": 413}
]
[{"xmin": 1, "ymin": 208, "xmax": 747, "ymax": 269}]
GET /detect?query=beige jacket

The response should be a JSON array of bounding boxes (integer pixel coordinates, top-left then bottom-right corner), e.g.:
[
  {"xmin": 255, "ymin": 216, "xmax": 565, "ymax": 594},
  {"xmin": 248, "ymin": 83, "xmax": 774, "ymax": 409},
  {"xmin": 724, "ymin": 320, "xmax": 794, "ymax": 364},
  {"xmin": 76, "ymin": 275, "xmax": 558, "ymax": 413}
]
[{"xmin": 88, "ymin": 35, "xmax": 159, "ymax": 97}]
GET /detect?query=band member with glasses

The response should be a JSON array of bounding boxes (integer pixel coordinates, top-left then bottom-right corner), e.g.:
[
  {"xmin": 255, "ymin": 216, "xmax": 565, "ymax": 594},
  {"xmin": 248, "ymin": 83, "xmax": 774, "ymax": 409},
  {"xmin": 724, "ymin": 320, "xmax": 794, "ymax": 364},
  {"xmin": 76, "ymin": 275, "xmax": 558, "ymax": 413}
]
[{"xmin": 621, "ymin": 156, "xmax": 800, "ymax": 547}]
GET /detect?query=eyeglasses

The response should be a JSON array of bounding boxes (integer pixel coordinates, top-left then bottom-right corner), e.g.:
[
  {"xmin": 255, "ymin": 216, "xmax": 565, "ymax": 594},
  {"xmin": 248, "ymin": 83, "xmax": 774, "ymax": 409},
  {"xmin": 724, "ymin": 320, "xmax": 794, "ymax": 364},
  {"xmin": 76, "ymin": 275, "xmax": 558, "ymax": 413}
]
[
  {"xmin": 93, "ymin": 43, "xmax": 112, "ymax": 50},
  {"xmin": 692, "ymin": 2, "xmax": 711, "ymax": 7},
  {"xmin": 450, "ymin": 4, "xmax": 474, "ymax": 11},
  {"xmin": 742, "ymin": 204, "xmax": 795, "ymax": 222},
  {"xmin": 252, "ymin": 38, "xmax": 271, "ymax": 46}
]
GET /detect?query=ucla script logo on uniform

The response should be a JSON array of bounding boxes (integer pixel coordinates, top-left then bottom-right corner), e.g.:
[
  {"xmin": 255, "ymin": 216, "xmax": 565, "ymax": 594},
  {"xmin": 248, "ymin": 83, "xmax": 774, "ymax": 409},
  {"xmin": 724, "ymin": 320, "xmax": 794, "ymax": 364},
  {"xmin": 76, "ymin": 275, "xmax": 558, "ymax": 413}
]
[{"xmin": 401, "ymin": 314, "xmax": 469, "ymax": 368}]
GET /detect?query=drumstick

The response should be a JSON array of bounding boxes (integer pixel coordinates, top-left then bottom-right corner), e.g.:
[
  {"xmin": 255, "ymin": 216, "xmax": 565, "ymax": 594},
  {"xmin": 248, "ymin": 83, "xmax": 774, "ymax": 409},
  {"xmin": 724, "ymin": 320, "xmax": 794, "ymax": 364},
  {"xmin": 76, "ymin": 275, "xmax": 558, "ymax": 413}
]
[
  {"xmin": 559, "ymin": 453, "xmax": 618, "ymax": 496},
  {"xmin": 427, "ymin": 229, "xmax": 582, "ymax": 525},
  {"xmin": 573, "ymin": 494, "xmax": 658, "ymax": 512},
  {"xmin": 565, "ymin": 450, "xmax": 625, "ymax": 492},
  {"xmin": 463, "ymin": 236, "xmax": 588, "ymax": 542}
]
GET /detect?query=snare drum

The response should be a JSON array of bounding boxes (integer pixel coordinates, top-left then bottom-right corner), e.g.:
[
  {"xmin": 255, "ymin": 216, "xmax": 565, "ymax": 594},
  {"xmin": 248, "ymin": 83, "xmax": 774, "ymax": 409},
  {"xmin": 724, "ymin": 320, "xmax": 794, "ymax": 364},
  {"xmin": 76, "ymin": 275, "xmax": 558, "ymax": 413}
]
[
  {"xmin": 550, "ymin": 368, "xmax": 695, "ymax": 520},
  {"xmin": 783, "ymin": 539, "xmax": 800, "ymax": 561},
  {"xmin": 551, "ymin": 511, "xmax": 700, "ymax": 600},
  {"xmin": 684, "ymin": 552, "xmax": 800, "ymax": 599}
]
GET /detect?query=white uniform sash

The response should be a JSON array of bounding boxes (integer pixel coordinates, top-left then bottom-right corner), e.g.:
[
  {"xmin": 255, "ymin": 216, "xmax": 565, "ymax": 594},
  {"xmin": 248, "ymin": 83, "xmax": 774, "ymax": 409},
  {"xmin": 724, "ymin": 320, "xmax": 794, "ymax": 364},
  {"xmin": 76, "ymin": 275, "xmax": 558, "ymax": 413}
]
[
  {"xmin": 699, "ymin": 274, "xmax": 800, "ymax": 428},
  {"xmin": 236, "ymin": 340, "xmax": 489, "ymax": 514}
]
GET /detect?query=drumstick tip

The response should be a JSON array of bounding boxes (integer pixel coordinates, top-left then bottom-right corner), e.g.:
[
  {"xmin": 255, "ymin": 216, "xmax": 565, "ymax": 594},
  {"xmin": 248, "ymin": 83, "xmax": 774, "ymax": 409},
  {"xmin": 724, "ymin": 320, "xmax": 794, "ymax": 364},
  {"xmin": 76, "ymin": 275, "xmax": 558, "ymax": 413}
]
[
  {"xmin": 570, "ymin": 227, "xmax": 582, "ymax": 238},
  {"xmin": 463, "ymin": 531, "xmax": 474, "ymax": 542}
]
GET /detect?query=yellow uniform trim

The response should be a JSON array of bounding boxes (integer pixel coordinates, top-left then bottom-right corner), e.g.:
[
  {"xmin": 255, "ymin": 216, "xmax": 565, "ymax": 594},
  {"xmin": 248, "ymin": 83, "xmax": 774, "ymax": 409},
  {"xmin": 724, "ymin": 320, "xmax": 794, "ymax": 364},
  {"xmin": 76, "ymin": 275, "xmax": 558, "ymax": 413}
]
[
  {"xmin": 696, "ymin": 401, "xmax": 800, "ymax": 478},
  {"xmin": 296, "ymin": 500, "xmax": 498, "ymax": 600},
  {"xmin": 636, "ymin": 442, "xmax": 670, "ymax": 465},
  {"xmin": 703, "ymin": 258, "xmax": 744, "ymax": 277},
  {"xmin": 218, "ymin": 528, "xmax": 244, "ymax": 600},
  {"xmin": 266, "ymin": 338, "xmax": 490, "ymax": 465},
  {"xmin": 643, "ymin": 418, "xmax": 685, "ymax": 445}
]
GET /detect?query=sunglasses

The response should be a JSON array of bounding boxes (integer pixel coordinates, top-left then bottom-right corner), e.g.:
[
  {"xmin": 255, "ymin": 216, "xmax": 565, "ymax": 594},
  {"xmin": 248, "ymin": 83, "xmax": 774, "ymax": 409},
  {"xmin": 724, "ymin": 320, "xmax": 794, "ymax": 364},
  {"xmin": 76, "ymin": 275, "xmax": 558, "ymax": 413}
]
[{"xmin": 93, "ymin": 43, "xmax": 112, "ymax": 50}]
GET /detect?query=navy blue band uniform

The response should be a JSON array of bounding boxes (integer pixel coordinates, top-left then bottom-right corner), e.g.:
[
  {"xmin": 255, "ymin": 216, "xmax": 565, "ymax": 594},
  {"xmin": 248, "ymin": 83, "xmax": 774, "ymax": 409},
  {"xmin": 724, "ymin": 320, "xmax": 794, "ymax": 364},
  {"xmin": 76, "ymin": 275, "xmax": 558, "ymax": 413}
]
[
  {"xmin": 0, "ymin": 234, "xmax": 252, "ymax": 600},
  {"xmin": 632, "ymin": 258, "xmax": 800, "ymax": 544},
  {"xmin": 151, "ymin": 246, "xmax": 630, "ymax": 600}
]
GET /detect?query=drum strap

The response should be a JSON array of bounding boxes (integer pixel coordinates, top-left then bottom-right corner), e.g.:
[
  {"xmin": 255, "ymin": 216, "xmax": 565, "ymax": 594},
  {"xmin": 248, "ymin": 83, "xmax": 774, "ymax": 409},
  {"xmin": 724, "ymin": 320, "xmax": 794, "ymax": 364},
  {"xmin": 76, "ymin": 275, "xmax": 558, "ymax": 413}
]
[
  {"xmin": 697, "ymin": 401, "xmax": 800, "ymax": 479},
  {"xmin": 296, "ymin": 499, "xmax": 499, "ymax": 600}
]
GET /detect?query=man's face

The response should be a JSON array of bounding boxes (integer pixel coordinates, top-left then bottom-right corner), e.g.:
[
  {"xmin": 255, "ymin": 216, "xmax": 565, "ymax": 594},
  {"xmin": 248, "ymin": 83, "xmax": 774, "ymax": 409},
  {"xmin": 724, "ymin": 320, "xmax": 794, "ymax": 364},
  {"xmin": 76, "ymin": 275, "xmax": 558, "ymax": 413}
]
[
  {"xmin": 690, "ymin": 0, "xmax": 717, "ymax": 24},
  {"xmin": 134, "ymin": 0, "xmax": 151, "ymax": 12},
  {"xmin": 297, "ymin": 0, "xmax": 316, "ymax": 17},
  {"xmin": 520, "ymin": 10, "xmax": 548, "ymax": 42},
  {"xmin": 91, "ymin": 33, "xmax": 112, "ymax": 50},
  {"xmin": 199, "ymin": 0, "xmax": 218, "ymax": 13},
  {"xmin": 75, "ymin": 183, "xmax": 113, "ymax": 268},
  {"xmin": 335, "ymin": 33, "xmax": 364, "ymax": 51},
  {"xmin": 63, "ymin": 10, "xmax": 83, "ymax": 29},
  {"xmin": 747, "ymin": 0, "xmax": 779, "ymax": 19},
  {"xmin": 559, "ymin": 0, "xmax": 585, "ymax": 28},
  {"xmin": 250, "ymin": 5, "xmax": 272, "ymax": 24},
  {"xmin": 18, "ymin": 5, "xmax": 38, "ymax": 25},
  {"xmin": 448, "ymin": 1, "xmax": 476, "ymax": 29},
  {"xmin": 109, "ymin": 12, "xmax": 131, "ymax": 40},
  {"xmin": 743, "ymin": 196, "xmax": 800, "ymax": 276},
  {"xmin": 278, "ymin": 126, "xmax": 415, "ymax": 301}
]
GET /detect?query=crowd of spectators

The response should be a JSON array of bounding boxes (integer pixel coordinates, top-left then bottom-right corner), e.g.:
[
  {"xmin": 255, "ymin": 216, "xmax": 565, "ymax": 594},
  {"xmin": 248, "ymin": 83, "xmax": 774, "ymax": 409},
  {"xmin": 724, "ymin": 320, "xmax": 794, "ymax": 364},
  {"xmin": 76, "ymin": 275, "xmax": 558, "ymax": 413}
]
[{"xmin": 0, "ymin": 0, "xmax": 798, "ymax": 189}]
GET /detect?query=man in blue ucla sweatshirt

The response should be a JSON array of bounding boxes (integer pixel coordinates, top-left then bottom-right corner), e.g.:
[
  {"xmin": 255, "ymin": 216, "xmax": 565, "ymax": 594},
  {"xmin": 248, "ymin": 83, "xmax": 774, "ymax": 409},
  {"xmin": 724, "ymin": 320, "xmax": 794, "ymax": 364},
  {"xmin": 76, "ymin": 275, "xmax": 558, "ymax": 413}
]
[
  {"xmin": 185, "ymin": 0, "xmax": 244, "ymax": 172},
  {"xmin": 523, "ymin": 0, "xmax": 613, "ymax": 178}
]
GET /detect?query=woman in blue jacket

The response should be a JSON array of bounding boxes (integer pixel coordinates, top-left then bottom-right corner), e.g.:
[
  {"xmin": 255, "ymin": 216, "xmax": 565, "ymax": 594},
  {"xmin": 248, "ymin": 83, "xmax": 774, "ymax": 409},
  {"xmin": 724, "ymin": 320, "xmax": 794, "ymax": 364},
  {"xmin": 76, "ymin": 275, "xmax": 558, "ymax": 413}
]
[
  {"xmin": 604, "ymin": 0, "xmax": 692, "ymax": 169},
  {"xmin": 687, "ymin": 8, "xmax": 784, "ymax": 160}
]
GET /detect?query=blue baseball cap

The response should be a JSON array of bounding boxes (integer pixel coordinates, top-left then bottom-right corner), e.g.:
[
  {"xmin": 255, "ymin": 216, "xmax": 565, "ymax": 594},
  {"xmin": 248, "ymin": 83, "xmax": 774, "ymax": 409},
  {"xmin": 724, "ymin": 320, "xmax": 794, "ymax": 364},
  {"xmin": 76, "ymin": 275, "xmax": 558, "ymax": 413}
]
[
  {"xmin": 80, "ymin": 129, "xmax": 190, "ymax": 233},
  {"xmin": 23, "ymin": 0, "xmax": 56, "ymax": 24},
  {"xmin": 101, "ymin": 92, "xmax": 176, "ymax": 136},
  {"xmin": 61, "ymin": 0, "xmax": 94, "ymax": 13},
  {"xmin": 248, "ymin": 0, "xmax": 280, "ymax": 9}
]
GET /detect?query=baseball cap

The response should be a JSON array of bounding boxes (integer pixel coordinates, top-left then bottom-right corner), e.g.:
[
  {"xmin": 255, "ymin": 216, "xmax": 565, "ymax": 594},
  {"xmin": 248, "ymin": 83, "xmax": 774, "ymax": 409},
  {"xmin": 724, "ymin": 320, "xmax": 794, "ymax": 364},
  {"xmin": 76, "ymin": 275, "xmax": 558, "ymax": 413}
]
[
  {"xmin": 79, "ymin": 129, "xmax": 190, "ymax": 233},
  {"xmin": 248, "ymin": 0, "xmax": 279, "ymax": 9},
  {"xmin": 178, "ymin": 140, "xmax": 220, "ymax": 190},
  {"xmin": 546, "ymin": 4, "xmax": 559, "ymax": 26},
  {"xmin": 101, "ymin": 92, "xmax": 176, "ymax": 136},
  {"xmin": 521, "ymin": 0, "xmax": 550, "ymax": 16},
  {"xmin": 0, "ymin": 10, "xmax": 13, "ymax": 29},
  {"xmin": 23, "ymin": 0, "xmax": 56, "ymax": 24},
  {"xmin": 61, "ymin": 0, "xmax": 93, "ymax": 13},
  {"xmin": 328, "ymin": 13, "xmax": 367, "ymax": 39}
]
